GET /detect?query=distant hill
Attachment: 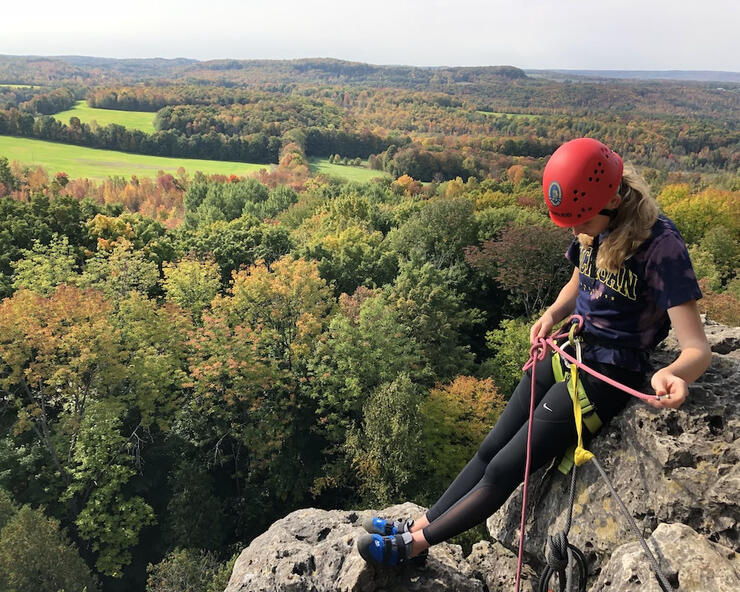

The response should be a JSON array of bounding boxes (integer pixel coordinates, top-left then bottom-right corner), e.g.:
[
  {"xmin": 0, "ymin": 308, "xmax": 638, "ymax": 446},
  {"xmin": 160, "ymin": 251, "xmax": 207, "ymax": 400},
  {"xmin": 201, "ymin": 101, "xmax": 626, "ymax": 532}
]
[
  {"xmin": 527, "ymin": 69, "xmax": 740, "ymax": 83},
  {"xmin": 0, "ymin": 54, "xmax": 527, "ymax": 86}
]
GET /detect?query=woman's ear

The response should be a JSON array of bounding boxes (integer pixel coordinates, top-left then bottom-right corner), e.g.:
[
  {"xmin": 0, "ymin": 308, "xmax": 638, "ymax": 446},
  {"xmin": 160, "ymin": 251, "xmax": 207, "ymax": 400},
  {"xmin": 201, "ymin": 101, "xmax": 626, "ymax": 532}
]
[{"xmin": 605, "ymin": 193, "xmax": 622, "ymax": 209}]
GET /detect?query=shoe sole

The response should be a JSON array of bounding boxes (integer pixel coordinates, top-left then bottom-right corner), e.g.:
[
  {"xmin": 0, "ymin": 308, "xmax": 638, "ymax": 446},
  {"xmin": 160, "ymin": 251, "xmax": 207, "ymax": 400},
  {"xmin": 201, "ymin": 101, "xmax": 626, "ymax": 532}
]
[{"xmin": 357, "ymin": 533, "xmax": 378, "ymax": 563}]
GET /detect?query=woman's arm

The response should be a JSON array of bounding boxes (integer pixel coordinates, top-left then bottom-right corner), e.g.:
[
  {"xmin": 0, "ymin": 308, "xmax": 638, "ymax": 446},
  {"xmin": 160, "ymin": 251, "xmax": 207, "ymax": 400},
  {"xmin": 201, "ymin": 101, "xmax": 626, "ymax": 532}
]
[
  {"xmin": 647, "ymin": 299, "xmax": 711, "ymax": 409},
  {"xmin": 530, "ymin": 267, "xmax": 580, "ymax": 344}
]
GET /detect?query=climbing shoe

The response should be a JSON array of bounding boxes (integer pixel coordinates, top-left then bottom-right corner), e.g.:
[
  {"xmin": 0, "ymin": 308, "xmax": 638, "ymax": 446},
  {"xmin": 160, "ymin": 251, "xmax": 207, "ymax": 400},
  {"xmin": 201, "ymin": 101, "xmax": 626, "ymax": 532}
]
[
  {"xmin": 362, "ymin": 516, "xmax": 414, "ymax": 537},
  {"xmin": 357, "ymin": 531, "xmax": 414, "ymax": 566}
]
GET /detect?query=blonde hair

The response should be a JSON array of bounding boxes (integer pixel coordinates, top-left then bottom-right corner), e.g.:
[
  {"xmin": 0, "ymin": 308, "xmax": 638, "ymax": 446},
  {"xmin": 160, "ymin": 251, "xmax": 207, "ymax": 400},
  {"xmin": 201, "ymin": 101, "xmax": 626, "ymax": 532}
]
[{"xmin": 578, "ymin": 165, "xmax": 659, "ymax": 273}]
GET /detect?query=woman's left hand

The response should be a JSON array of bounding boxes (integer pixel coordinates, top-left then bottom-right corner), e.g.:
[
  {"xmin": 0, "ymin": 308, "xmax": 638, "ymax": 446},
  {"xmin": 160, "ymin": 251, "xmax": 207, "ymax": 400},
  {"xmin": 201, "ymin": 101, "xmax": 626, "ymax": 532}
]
[{"xmin": 648, "ymin": 369, "xmax": 689, "ymax": 409}]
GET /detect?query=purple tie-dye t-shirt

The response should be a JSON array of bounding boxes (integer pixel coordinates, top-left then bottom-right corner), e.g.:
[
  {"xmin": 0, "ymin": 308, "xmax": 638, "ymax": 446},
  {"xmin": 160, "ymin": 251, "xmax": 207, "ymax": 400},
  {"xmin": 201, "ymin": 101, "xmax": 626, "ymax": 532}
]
[{"xmin": 565, "ymin": 215, "xmax": 702, "ymax": 373}]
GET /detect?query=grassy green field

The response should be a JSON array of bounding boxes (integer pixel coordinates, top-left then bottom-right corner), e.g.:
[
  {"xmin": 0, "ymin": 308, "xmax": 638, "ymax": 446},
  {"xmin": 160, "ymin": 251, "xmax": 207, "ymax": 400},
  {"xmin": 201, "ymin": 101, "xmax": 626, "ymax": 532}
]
[
  {"xmin": 53, "ymin": 100, "xmax": 157, "ymax": 133},
  {"xmin": 308, "ymin": 157, "xmax": 388, "ymax": 182},
  {"xmin": 0, "ymin": 135, "xmax": 268, "ymax": 179}
]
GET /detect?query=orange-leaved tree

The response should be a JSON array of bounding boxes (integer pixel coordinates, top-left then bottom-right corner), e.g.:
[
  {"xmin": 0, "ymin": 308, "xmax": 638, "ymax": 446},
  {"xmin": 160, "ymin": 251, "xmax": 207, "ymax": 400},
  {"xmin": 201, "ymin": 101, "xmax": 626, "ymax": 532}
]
[{"xmin": 418, "ymin": 376, "xmax": 505, "ymax": 498}]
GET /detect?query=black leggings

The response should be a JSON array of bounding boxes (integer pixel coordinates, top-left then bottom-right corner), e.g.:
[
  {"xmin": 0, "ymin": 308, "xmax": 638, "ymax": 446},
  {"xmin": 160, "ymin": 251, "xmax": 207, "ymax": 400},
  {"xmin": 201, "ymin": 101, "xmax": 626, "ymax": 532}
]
[{"xmin": 422, "ymin": 352, "xmax": 644, "ymax": 545}]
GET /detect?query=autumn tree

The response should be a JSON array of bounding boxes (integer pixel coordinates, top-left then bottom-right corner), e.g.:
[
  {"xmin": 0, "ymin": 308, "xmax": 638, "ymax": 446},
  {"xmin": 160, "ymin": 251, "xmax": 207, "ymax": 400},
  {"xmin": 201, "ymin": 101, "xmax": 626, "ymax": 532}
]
[
  {"xmin": 0, "ymin": 286, "xmax": 186, "ymax": 576},
  {"xmin": 466, "ymin": 223, "xmax": 572, "ymax": 317},
  {"xmin": 418, "ymin": 376, "xmax": 505, "ymax": 497}
]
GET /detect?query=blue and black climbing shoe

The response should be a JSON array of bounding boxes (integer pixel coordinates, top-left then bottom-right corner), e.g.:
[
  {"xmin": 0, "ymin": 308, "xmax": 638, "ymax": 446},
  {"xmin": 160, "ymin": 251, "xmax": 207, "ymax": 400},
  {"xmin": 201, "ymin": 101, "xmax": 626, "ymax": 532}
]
[
  {"xmin": 357, "ymin": 531, "xmax": 414, "ymax": 566},
  {"xmin": 362, "ymin": 516, "xmax": 414, "ymax": 537}
]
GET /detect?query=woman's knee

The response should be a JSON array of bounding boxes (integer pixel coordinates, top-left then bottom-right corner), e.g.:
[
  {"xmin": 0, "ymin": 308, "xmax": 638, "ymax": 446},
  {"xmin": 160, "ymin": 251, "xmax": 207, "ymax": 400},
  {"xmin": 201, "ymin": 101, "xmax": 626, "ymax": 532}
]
[{"xmin": 481, "ymin": 456, "xmax": 521, "ymax": 491}]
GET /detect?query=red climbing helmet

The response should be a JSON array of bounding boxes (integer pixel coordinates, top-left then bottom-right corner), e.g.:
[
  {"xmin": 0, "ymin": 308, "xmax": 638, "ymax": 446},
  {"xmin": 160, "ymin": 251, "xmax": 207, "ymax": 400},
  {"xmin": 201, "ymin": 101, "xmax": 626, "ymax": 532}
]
[{"xmin": 542, "ymin": 138, "xmax": 623, "ymax": 227}]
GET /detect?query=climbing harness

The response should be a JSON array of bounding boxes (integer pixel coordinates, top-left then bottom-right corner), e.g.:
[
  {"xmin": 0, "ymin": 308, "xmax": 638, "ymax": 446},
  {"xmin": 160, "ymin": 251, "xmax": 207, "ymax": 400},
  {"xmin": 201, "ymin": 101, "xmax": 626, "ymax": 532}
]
[{"xmin": 515, "ymin": 315, "xmax": 675, "ymax": 592}]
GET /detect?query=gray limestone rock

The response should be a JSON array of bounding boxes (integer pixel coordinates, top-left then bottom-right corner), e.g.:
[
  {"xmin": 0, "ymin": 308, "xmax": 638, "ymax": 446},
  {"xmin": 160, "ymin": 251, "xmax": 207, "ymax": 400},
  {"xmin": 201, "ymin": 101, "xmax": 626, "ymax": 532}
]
[
  {"xmin": 590, "ymin": 522, "xmax": 738, "ymax": 591},
  {"xmin": 224, "ymin": 502, "xmax": 487, "ymax": 592}
]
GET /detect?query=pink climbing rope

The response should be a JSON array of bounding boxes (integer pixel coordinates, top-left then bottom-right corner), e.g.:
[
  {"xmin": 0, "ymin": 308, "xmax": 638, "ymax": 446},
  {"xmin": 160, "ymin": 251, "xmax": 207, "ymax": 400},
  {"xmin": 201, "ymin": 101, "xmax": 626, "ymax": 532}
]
[{"xmin": 514, "ymin": 315, "xmax": 665, "ymax": 592}]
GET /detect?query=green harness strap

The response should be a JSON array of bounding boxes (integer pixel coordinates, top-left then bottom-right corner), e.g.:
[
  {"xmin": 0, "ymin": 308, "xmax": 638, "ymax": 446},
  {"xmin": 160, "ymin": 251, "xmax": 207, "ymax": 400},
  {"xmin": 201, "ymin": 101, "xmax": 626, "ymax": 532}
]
[{"xmin": 551, "ymin": 342, "xmax": 603, "ymax": 475}]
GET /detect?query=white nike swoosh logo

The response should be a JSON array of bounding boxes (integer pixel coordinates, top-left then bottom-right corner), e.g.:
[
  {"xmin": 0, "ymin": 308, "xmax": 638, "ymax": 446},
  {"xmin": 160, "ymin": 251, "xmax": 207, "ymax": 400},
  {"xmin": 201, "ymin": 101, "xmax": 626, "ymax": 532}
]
[{"xmin": 544, "ymin": 403, "xmax": 553, "ymax": 412}]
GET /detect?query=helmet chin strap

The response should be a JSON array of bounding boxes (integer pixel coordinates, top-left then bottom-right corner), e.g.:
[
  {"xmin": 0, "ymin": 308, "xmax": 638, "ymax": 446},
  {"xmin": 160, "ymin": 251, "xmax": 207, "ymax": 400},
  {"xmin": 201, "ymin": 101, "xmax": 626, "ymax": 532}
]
[{"xmin": 598, "ymin": 208, "xmax": 619, "ymax": 219}]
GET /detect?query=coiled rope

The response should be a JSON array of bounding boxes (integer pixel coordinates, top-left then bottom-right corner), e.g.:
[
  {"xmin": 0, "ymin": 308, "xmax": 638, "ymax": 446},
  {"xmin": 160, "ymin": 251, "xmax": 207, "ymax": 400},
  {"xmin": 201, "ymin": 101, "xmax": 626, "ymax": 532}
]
[{"xmin": 514, "ymin": 315, "xmax": 675, "ymax": 592}]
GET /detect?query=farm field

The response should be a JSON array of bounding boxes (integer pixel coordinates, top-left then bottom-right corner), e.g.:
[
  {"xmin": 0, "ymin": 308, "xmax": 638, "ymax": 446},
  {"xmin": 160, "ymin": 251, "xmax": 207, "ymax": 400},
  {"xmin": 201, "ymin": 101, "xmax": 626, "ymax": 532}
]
[
  {"xmin": 0, "ymin": 135, "xmax": 268, "ymax": 179},
  {"xmin": 308, "ymin": 157, "xmax": 388, "ymax": 182},
  {"xmin": 53, "ymin": 100, "xmax": 157, "ymax": 133}
]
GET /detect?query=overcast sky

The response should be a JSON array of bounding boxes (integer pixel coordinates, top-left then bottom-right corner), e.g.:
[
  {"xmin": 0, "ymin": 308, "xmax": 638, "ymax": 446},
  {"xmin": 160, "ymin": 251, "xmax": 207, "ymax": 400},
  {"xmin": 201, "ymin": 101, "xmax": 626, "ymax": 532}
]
[{"xmin": 3, "ymin": 0, "xmax": 738, "ymax": 71}]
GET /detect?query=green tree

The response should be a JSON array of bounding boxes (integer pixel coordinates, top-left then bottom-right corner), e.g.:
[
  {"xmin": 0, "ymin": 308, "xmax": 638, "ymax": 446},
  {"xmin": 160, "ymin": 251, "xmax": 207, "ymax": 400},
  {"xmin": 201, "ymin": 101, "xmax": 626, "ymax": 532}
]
[
  {"xmin": 163, "ymin": 256, "xmax": 222, "ymax": 321},
  {"xmin": 0, "ymin": 489, "xmax": 18, "ymax": 531},
  {"xmin": 11, "ymin": 234, "xmax": 78, "ymax": 295},
  {"xmin": 172, "ymin": 216, "xmax": 294, "ymax": 286},
  {"xmin": 700, "ymin": 225, "xmax": 740, "ymax": 284},
  {"xmin": 382, "ymin": 261, "xmax": 481, "ymax": 380},
  {"xmin": 481, "ymin": 316, "xmax": 533, "ymax": 396},
  {"xmin": 79, "ymin": 239, "xmax": 160, "ymax": 301},
  {"xmin": 346, "ymin": 373, "xmax": 424, "ymax": 505},
  {"xmin": 146, "ymin": 548, "xmax": 220, "ymax": 592},
  {"xmin": 165, "ymin": 460, "xmax": 225, "ymax": 550},
  {"xmin": 64, "ymin": 399, "xmax": 156, "ymax": 577},
  {"xmin": 688, "ymin": 245, "xmax": 723, "ymax": 292},
  {"xmin": 0, "ymin": 156, "xmax": 17, "ymax": 195},
  {"xmin": 302, "ymin": 223, "xmax": 398, "ymax": 296},
  {"xmin": 387, "ymin": 196, "xmax": 479, "ymax": 270},
  {"xmin": 310, "ymin": 294, "xmax": 432, "ymax": 447},
  {"xmin": 0, "ymin": 505, "xmax": 100, "ymax": 592}
]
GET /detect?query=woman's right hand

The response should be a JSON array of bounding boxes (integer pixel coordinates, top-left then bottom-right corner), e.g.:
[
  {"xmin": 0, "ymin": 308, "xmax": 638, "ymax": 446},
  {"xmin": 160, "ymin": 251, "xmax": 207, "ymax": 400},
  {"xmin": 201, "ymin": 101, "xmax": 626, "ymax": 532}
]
[{"xmin": 530, "ymin": 312, "xmax": 555, "ymax": 344}]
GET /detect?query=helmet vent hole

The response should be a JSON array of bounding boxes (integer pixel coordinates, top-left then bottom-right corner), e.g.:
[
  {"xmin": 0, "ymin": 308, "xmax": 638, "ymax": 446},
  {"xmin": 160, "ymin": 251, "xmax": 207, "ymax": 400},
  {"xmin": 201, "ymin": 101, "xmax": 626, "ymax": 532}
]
[
  {"xmin": 581, "ymin": 192, "xmax": 586, "ymax": 196},
  {"xmin": 609, "ymin": 184, "xmax": 613, "ymax": 188},
  {"xmin": 598, "ymin": 162, "xmax": 602, "ymax": 166},
  {"xmin": 588, "ymin": 207, "xmax": 592, "ymax": 211},
  {"xmin": 577, "ymin": 214, "xmax": 582, "ymax": 218},
  {"xmin": 589, "ymin": 177, "xmax": 593, "ymax": 182},
  {"xmin": 573, "ymin": 197, "xmax": 578, "ymax": 202},
  {"xmin": 595, "ymin": 178, "xmax": 600, "ymax": 183}
]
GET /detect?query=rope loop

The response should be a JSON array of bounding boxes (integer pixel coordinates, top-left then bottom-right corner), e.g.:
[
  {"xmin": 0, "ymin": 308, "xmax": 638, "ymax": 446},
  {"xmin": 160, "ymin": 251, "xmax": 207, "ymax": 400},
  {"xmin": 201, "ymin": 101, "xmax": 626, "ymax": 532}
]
[
  {"xmin": 546, "ymin": 532, "xmax": 570, "ymax": 572},
  {"xmin": 523, "ymin": 338, "xmax": 548, "ymax": 372}
]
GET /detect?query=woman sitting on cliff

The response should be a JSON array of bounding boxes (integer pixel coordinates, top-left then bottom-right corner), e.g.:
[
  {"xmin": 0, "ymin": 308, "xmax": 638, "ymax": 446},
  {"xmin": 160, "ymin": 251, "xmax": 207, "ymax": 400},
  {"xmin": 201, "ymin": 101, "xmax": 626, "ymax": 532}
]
[{"xmin": 357, "ymin": 137, "xmax": 712, "ymax": 566}]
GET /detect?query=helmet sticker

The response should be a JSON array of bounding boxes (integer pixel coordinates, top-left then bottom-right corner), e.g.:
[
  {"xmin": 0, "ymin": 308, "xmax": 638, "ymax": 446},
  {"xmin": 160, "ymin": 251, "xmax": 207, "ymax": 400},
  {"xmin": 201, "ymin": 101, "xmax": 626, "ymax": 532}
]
[{"xmin": 548, "ymin": 181, "xmax": 562, "ymax": 207}]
